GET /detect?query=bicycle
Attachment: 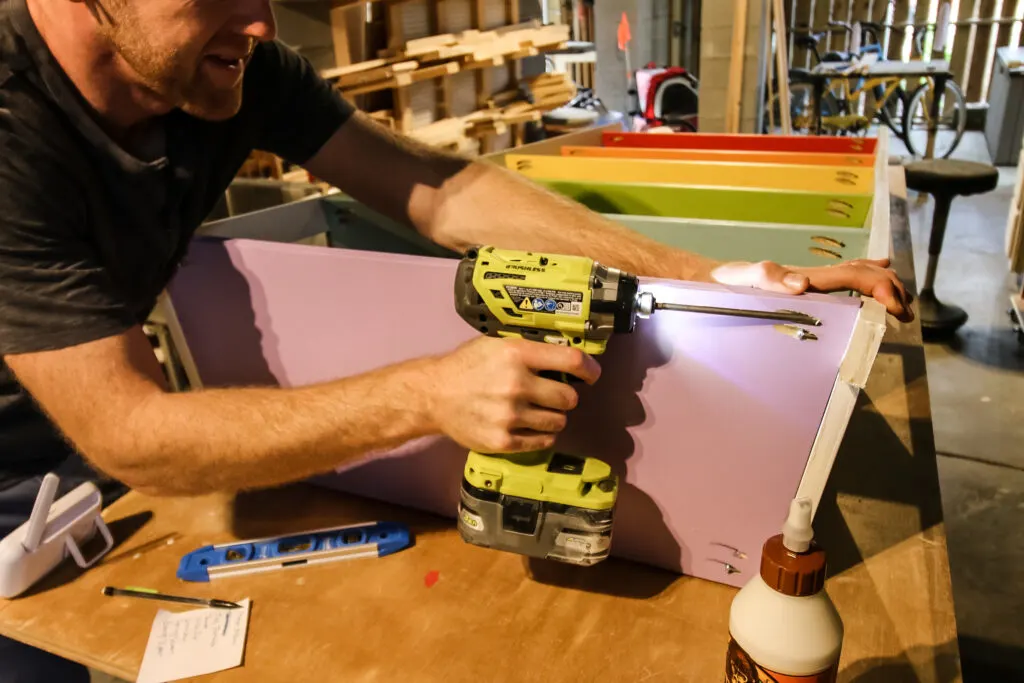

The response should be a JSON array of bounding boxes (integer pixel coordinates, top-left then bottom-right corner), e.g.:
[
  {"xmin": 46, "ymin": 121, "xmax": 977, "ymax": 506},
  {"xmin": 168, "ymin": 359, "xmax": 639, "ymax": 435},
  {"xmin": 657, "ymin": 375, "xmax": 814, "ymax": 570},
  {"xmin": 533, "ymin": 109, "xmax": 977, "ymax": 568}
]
[
  {"xmin": 900, "ymin": 28, "xmax": 968, "ymax": 159},
  {"xmin": 803, "ymin": 22, "xmax": 909, "ymax": 137},
  {"xmin": 763, "ymin": 24, "xmax": 906, "ymax": 143},
  {"xmin": 765, "ymin": 22, "xmax": 966, "ymax": 158}
]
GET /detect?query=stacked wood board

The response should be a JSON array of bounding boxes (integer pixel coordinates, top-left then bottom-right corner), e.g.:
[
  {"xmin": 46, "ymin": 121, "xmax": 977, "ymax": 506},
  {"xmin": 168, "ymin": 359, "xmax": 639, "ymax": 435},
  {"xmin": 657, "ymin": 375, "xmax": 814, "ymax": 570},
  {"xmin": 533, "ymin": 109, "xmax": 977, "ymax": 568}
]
[
  {"xmin": 323, "ymin": 20, "xmax": 575, "ymax": 154},
  {"xmin": 322, "ymin": 21, "xmax": 569, "ymax": 97},
  {"xmin": 380, "ymin": 21, "xmax": 569, "ymax": 63},
  {"xmin": 156, "ymin": 126, "xmax": 895, "ymax": 588},
  {"xmin": 399, "ymin": 74, "xmax": 573, "ymax": 149},
  {"xmin": 521, "ymin": 72, "xmax": 577, "ymax": 110}
]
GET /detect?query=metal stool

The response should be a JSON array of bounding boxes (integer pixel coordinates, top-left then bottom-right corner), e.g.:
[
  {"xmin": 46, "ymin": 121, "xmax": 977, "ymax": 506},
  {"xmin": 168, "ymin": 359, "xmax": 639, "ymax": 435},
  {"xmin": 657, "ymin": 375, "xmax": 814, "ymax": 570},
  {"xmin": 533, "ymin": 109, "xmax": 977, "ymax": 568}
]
[{"xmin": 904, "ymin": 159, "xmax": 999, "ymax": 337}]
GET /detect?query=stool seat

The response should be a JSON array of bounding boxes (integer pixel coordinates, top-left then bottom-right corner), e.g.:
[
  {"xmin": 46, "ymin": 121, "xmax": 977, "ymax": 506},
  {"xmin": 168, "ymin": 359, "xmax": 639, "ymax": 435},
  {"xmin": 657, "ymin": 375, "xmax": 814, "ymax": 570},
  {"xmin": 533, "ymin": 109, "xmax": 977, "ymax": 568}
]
[{"xmin": 904, "ymin": 159, "xmax": 999, "ymax": 197}]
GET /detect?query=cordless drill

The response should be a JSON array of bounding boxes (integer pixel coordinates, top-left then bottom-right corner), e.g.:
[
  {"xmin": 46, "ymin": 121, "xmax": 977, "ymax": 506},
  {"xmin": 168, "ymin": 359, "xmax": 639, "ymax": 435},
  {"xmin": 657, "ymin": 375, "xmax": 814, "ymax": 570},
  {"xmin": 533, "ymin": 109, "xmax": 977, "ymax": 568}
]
[
  {"xmin": 451, "ymin": 245, "xmax": 641, "ymax": 566},
  {"xmin": 451, "ymin": 245, "xmax": 821, "ymax": 566}
]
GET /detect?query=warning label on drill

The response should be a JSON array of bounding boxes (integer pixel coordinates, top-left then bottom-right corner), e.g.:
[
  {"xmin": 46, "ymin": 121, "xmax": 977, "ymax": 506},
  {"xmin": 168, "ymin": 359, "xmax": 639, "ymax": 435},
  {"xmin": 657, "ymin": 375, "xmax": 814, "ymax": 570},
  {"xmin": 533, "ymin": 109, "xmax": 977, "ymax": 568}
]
[{"xmin": 504, "ymin": 286, "xmax": 583, "ymax": 316}]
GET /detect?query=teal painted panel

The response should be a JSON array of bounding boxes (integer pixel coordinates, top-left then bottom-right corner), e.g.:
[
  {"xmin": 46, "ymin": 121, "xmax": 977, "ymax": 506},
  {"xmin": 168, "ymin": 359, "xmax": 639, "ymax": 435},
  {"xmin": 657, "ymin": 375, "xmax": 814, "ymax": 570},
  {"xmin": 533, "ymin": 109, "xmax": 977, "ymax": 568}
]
[
  {"xmin": 322, "ymin": 195, "xmax": 457, "ymax": 258},
  {"xmin": 606, "ymin": 215, "xmax": 870, "ymax": 268},
  {"xmin": 541, "ymin": 179, "xmax": 871, "ymax": 228},
  {"xmin": 316, "ymin": 196, "xmax": 869, "ymax": 270}
]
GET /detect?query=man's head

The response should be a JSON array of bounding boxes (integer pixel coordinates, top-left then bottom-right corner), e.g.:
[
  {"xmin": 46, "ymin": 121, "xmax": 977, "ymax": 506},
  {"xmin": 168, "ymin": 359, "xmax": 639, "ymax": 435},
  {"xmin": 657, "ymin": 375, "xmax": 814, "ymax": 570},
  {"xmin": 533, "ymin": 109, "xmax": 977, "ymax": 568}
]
[{"xmin": 87, "ymin": 0, "xmax": 277, "ymax": 120}]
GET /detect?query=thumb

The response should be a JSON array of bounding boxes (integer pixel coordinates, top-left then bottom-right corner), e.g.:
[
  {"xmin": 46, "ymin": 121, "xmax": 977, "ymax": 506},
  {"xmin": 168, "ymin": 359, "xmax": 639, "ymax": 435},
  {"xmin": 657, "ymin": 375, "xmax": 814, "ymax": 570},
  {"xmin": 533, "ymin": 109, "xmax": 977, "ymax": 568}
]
[{"xmin": 710, "ymin": 261, "xmax": 809, "ymax": 294}]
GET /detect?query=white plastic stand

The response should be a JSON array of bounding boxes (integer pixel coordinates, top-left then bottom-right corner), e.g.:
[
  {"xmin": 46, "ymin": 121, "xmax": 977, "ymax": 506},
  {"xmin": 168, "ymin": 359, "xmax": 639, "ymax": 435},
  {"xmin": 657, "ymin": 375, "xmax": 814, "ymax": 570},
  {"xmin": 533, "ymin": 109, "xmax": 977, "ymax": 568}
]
[{"xmin": 0, "ymin": 474, "xmax": 113, "ymax": 598}]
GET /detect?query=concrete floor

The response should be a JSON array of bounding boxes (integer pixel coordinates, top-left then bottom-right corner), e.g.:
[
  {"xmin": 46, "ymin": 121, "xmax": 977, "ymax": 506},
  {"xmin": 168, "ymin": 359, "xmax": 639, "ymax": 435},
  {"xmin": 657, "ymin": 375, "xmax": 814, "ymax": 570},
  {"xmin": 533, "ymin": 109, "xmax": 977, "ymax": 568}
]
[{"xmin": 891, "ymin": 130, "xmax": 1024, "ymax": 681}]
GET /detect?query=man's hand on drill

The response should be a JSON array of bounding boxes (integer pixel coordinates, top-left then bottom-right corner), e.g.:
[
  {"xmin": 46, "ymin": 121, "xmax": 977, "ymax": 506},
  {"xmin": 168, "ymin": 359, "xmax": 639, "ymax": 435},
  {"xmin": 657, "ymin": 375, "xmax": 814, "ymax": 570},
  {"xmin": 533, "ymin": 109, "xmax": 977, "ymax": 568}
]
[{"xmin": 424, "ymin": 336, "xmax": 600, "ymax": 454}]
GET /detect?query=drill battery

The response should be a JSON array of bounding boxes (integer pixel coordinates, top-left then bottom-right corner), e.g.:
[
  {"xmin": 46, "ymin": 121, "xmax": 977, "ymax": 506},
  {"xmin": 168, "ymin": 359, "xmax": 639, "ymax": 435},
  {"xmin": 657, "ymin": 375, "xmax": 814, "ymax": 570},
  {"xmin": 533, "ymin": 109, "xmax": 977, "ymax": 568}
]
[{"xmin": 456, "ymin": 450, "xmax": 618, "ymax": 566}]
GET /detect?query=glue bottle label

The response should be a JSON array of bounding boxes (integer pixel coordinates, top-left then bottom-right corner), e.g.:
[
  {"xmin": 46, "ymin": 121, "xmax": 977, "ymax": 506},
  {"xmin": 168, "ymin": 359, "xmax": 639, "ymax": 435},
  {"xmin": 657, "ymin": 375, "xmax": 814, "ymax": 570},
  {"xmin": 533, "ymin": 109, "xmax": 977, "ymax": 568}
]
[{"xmin": 725, "ymin": 639, "xmax": 838, "ymax": 683}]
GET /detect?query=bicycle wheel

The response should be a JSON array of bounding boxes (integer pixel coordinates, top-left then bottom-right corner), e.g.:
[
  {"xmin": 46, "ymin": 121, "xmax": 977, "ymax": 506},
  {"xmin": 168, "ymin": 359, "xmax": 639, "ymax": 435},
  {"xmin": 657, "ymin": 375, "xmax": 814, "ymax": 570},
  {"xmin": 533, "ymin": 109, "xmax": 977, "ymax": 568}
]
[
  {"xmin": 902, "ymin": 79, "xmax": 966, "ymax": 159},
  {"xmin": 763, "ymin": 81, "xmax": 841, "ymax": 135},
  {"xmin": 870, "ymin": 83, "xmax": 909, "ymax": 139}
]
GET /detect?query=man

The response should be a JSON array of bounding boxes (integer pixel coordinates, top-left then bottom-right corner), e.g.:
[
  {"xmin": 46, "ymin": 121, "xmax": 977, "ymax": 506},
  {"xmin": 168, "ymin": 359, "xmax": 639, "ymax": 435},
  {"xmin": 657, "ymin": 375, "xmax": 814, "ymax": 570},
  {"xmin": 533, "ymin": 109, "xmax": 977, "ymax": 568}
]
[{"xmin": 0, "ymin": 0, "xmax": 912, "ymax": 679}]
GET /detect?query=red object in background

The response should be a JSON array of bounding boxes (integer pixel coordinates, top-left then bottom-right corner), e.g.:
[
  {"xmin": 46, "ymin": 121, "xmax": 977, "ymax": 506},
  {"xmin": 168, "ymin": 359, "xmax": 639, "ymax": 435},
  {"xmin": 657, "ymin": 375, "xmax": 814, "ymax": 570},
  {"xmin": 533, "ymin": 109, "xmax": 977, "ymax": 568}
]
[
  {"xmin": 633, "ymin": 64, "xmax": 699, "ymax": 131},
  {"xmin": 424, "ymin": 570, "xmax": 440, "ymax": 588},
  {"xmin": 617, "ymin": 12, "xmax": 631, "ymax": 51},
  {"xmin": 601, "ymin": 130, "xmax": 878, "ymax": 155}
]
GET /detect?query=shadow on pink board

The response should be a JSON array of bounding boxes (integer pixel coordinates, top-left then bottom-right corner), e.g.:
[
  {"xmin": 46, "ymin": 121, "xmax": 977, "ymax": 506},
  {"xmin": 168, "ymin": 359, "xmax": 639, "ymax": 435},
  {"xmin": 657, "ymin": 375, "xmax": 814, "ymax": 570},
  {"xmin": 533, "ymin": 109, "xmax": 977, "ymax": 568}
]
[{"xmin": 165, "ymin": 236, "xmax": 864, "ymax": 589}]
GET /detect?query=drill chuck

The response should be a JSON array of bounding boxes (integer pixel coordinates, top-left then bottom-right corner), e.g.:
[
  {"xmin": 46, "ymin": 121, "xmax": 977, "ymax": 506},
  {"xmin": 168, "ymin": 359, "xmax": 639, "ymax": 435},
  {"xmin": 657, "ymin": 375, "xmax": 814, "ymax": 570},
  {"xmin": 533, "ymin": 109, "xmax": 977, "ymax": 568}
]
[{"xmin": 590, "ymin": 264, "xmax": 641, "ymax": 335}]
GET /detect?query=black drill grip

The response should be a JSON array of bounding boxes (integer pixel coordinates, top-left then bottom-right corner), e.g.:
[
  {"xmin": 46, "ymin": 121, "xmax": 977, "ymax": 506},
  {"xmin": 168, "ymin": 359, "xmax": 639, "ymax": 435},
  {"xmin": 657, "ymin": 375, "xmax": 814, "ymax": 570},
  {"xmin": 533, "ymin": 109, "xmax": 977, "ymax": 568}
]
[{"xmin": 538, "ymin": 369, "xmax": 578, "ymax": 384}]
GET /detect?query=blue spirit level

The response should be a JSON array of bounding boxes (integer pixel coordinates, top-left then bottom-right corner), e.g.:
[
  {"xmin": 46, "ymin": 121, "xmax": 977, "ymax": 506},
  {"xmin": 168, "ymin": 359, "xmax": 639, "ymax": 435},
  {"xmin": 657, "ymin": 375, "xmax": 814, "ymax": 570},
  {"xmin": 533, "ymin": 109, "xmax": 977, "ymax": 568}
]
[{"xmin": 177, "ymin": 521, "xmax": 411, "ymax": 582}]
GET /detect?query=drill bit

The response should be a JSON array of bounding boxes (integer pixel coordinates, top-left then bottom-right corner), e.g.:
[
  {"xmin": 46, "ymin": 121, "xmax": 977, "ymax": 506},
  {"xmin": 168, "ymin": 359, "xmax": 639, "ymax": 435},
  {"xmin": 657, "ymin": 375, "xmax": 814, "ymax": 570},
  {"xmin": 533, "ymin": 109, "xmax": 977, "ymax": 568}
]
[{"xmin": 652, "ymin": 301, "xmax": 822, "ymax": 327}]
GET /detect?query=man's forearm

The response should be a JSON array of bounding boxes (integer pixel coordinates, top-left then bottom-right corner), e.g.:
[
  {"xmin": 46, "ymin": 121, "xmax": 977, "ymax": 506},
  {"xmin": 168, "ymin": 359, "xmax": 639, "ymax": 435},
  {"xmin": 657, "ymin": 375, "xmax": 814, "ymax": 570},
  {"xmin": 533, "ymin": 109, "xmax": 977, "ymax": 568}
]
[
  {"xmin": 108, "ymin": 356, "xmax": 439, "ymax": 496},
  {"xmin": 422, "ymin": 158, "xmax": 721, "ymax": 281},
  {"xmin": 302, "ymin": 117, "xmax": 720, "ymax": 282}
]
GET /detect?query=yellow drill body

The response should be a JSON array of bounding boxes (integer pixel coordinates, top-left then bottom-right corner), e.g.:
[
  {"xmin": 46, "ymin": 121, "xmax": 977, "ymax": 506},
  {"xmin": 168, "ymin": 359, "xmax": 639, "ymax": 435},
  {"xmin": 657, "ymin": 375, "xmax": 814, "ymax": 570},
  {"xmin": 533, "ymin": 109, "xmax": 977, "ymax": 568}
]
[{"xmin": 452, "ymin": 245, "xmax": 644, "ymax": 565}]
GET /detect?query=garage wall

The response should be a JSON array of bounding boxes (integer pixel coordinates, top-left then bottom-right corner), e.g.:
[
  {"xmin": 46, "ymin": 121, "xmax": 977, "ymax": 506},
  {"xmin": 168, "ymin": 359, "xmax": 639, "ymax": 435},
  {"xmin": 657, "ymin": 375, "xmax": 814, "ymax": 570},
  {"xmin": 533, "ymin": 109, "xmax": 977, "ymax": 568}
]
[
  {"xmin": 696, "ymin": 0, "xmax": 767, "ymax": 133},
  {"xmin": 594, "ymin": 0, "xmax": 671, "ymax": 115}
]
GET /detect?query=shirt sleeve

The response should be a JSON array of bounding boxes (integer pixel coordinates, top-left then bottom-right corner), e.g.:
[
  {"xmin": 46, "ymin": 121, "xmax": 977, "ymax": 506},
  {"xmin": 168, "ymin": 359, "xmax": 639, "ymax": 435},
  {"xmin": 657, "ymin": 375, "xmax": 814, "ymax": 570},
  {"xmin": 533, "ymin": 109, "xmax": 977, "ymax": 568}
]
[
  {"xmin": 0, "ymin": 158, "xmax": 137, "ymax": 357},
  {"xmin": 244, "ymin": 39, "xmax": 357, "ymax": 166}
]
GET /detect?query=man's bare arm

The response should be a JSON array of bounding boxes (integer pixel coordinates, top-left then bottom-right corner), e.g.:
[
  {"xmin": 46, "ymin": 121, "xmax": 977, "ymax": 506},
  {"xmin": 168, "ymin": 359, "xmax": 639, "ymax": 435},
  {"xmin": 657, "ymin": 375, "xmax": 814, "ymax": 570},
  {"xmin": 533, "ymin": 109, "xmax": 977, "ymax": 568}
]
[
  {"xmin": 4, "ymin": 326, "xmax": 439, "ymax": 496},
  {"xmin": 303, "ymin": 112, "xmax": 719, "ymax": 282},
  {"xmin": 303, "ymin": 112, "xmax": 913, "ymax": 321},
  {"xmin": 4, "ymin": 325, "xmax": 595, "ymax": 497}
]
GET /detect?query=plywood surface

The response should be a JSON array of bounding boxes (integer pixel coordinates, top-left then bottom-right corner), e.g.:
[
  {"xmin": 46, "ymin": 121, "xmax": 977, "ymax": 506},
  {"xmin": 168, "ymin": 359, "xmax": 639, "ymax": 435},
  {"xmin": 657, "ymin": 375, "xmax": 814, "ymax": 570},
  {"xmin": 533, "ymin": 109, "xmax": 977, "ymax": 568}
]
[{"xmin": 0, "ymin": 170, "xmax": 960, "ymax": 682}]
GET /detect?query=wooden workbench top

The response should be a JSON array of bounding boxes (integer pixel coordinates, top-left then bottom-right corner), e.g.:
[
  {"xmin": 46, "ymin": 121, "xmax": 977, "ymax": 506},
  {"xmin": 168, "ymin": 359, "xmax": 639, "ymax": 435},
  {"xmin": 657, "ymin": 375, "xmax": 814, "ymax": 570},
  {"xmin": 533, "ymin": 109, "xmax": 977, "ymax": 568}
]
[{"xmin": 0, "ymin": 169, "xmax": 961, "ymax": 682}]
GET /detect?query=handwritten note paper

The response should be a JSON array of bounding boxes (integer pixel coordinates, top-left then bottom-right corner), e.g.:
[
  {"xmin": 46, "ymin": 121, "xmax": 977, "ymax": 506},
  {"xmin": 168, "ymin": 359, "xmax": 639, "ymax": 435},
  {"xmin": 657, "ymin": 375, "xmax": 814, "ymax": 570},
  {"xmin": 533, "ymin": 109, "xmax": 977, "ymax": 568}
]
[{"xmin": 137, "ymin": 598, "xmax": 251, "ymax": 683}]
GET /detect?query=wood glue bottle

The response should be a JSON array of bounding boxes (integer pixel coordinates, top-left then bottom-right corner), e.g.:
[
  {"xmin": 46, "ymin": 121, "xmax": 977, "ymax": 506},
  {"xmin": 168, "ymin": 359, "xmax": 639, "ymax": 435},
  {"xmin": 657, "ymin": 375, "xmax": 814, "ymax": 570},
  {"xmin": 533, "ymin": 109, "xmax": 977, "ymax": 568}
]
[{"xmin": 724, "ymin": 497, "xmax": 843, "ymax": 683}]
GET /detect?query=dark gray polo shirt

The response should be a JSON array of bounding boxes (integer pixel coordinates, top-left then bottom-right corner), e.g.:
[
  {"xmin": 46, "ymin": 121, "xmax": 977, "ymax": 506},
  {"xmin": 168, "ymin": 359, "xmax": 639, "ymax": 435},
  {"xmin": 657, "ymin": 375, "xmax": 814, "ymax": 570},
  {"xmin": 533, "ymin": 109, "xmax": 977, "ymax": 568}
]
[{"xmin": 0, "ymin": 0, "xmax": 355, "ymax": 489}]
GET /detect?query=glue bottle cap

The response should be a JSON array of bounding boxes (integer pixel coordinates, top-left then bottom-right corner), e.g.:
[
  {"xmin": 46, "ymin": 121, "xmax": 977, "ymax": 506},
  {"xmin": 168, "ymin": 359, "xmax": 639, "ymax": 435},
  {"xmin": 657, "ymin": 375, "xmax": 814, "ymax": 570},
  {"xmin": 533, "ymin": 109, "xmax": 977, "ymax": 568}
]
[
  {"xmin": 782, "ymin": 497, "xmax": 814, "ymax": 553},
  {"xmin": 759, "ymin": 497, "xmax": 827, "ymax": 597}
]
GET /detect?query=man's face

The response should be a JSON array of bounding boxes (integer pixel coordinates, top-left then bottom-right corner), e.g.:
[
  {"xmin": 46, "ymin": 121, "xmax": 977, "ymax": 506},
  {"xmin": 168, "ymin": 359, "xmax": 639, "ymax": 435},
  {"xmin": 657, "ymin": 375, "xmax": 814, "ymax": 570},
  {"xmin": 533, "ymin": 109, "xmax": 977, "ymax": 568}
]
[{"xmin": 94, "ymin": 0, "xmax": 276, "ymax": 120}]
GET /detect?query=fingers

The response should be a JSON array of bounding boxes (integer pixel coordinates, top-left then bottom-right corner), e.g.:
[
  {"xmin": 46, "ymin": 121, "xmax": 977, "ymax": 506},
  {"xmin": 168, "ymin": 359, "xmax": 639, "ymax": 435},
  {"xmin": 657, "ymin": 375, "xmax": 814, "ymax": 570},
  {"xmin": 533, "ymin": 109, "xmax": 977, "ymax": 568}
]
[
  {"xmin": 510, "ymin": 339, "xmax": 602, "ymax": 385},
  {"xmin": 709, "ymin": 258, "xmax": 916, "ymax": 323},
  {"xmin": 473, "ymin": 406, "xmax": 566, "ymax": 453},
  {"xmin": 523, "ymin": 373, "xmax": 579, "ymax": 411},
  {"xmin": 871, "ymin": 271, "xmax": 915, "ymax": 322},
  {"xmin": 513, "ymin": 406, "xmax": 568, "ymax": 434},
  {"xmin": 487, "ymin": 431, "xmax": 558, "ymax": 454},
  {"xmin": 808, "ymin": 259, "xmax": 914, "ymax": 322}
]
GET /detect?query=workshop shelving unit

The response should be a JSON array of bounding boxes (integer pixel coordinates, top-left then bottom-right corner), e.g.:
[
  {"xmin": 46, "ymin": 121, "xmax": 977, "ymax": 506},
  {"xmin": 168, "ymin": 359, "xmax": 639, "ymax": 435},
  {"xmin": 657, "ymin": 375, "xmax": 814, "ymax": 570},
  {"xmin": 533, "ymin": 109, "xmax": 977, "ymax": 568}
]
[{"xmin": 239, "ymin": 0, "xmax": 579, "ymax": 179}]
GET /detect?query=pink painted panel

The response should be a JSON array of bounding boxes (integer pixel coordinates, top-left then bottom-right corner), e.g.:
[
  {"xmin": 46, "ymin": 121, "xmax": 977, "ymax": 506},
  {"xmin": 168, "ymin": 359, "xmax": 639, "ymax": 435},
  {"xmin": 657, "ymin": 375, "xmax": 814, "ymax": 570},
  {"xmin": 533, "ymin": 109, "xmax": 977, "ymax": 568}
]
[{"xmin": 166, "ymin": 237, "xmax": 862, "ymax": 586}]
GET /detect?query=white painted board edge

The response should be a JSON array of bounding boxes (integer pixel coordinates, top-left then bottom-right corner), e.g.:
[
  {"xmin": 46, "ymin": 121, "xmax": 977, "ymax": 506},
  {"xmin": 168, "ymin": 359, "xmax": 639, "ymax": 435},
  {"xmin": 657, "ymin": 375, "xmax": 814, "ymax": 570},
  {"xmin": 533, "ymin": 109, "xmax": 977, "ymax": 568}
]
[
  {"xmin": 867, "ymin": 126, "xmax": 892, "ymax": 261},
  {"xmin": 797, "ymin": 128, "xmax": 891, "ymax": 516}
]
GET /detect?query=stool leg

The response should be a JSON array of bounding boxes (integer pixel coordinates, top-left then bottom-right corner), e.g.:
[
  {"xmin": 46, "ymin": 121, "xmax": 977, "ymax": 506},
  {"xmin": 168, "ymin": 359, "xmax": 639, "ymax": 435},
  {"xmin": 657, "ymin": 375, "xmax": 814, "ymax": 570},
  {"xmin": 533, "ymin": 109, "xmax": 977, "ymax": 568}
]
[
  {"xmin": 921, "ymin": 193, "xmax": 952, "ymax": 292},
  {"xmin": 918, "ymin": 193, "xmax": 969, "ymax": 336}
]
